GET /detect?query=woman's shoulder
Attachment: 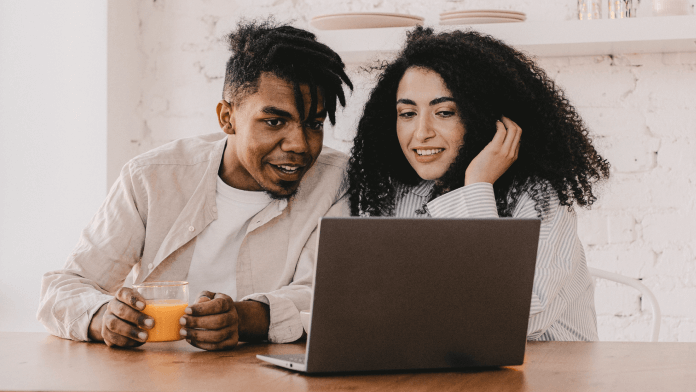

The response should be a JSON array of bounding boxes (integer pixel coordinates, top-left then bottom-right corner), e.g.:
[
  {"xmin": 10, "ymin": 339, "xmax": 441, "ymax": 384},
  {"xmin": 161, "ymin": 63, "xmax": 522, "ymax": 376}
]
[{"xmin": 512, "ymin": 181, "xmax": 573, "ymax": 220}]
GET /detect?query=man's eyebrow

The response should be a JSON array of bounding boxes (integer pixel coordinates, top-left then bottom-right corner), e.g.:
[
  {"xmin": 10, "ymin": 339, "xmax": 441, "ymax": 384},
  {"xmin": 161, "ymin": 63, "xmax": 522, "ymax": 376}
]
[
  {"xmin": 261, "ymin": 106, "xmax": 294, "ymax": 118},
  {"xmin": 429, "ymin": 97, "xmax": 455, "ymax": 105}
]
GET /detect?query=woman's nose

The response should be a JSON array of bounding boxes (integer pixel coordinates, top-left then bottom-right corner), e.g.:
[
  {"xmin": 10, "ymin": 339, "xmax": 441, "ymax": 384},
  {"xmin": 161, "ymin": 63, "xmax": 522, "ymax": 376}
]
[{"xmin": 414, "ymin": 114, "xmax": 436, "ymax": 142}]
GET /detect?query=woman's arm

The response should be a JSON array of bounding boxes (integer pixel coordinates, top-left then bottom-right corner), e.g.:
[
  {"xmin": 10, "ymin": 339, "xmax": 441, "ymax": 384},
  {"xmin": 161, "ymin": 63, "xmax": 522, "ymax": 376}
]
[{"xmin": 427, "ymin": 184, "xmax": 596, "ymax": 341}]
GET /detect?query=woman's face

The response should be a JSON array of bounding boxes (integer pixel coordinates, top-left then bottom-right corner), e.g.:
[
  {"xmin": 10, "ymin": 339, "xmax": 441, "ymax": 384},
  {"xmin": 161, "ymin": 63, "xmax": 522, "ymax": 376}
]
[{"xmin": 396, "ymin": 67, "xmax": 466, "ymax": 181}]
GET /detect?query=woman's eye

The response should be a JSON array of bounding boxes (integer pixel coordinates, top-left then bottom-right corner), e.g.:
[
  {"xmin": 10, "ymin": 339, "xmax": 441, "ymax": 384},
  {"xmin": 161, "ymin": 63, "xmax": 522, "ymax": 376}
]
[
  {"xmin": 437, "ymin": 111, "xmax": 455, "ymax": 118},
  {"xmin": 399, "ymin": 111, "xmax": 416, "ymax": 119},
  {"xmin": 265, "ymin": 119, "xmax": 284, "ymax": 127}
]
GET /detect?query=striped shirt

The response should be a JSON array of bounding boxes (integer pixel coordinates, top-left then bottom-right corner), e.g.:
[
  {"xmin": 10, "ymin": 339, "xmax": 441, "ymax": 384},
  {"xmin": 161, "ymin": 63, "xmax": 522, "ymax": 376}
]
[{"xmin": 394, "ymin": 181, "xmax": 598, "ymax": 341}]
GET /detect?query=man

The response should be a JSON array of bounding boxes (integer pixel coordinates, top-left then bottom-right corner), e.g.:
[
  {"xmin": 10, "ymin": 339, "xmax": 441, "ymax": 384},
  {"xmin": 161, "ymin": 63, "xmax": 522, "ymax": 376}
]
[{"xmin": 37, "ymin": 20, "xmax": 353, "ymax": 351}]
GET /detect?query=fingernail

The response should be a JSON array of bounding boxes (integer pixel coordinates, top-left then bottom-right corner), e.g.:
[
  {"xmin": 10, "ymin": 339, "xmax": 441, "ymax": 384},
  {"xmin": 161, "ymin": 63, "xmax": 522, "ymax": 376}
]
[
  {"xmin": 136, "ymin": 301, "xmax": 145, "ymax": 310},
  {"xmin": 185, "ymin": 307, "xmax": 192, "ymax": 315},
  {"xmin": 144, "ymin": 318, "xmax": 153, "ymax": 328},
  {"xmin": 138, "ymin": 332, "xmax": 148, "ymax": 341},
  {"xmin": 180, "ymin": 329, "xmax": 187, "ymax": 337},
  {"xmin": 179, "ymin": 317, "xmax": 186, "ymax": 326}
]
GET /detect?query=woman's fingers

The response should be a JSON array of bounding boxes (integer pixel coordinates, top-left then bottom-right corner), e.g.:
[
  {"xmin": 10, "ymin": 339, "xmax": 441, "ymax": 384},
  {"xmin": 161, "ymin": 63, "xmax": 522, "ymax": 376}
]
[
  {"xmin": 492, "ymin": 120, "xmax": 507, "ymax": 146},
  {"xmin": 500, "ymin": 117, "xmax": 521, "ymax": 156}
]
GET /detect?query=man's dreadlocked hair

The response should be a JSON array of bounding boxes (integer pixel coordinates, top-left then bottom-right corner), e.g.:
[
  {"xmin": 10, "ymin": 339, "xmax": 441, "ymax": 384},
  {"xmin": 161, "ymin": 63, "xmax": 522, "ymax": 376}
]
[
  {"xmin": 223, "ymin": 19, "xmax": 353, "ymax": 125},
  {"xmin": 348, "ymin": 27, "xmax": 610, "ymax": 218}
]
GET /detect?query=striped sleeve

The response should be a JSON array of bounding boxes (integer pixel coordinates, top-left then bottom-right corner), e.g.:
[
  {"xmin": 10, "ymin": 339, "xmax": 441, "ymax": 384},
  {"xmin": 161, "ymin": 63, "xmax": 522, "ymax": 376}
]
[
  {"xmin": 515, "ymin": 192, "xmax": 597, "ymax": 341},
  {"xmin": 426, "ymin": 182, "xmax": 499, "ymax": 218},
  {"xmin": 417, "ymin": 182, "xmax": 597, "ymax": 341}
]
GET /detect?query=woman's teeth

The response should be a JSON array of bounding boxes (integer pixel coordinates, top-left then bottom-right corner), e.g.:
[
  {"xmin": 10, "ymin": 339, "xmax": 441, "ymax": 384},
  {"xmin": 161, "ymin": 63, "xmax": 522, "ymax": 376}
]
[{"xmin": 416, "ymin": 148, "xmax": 444, "ymax": 156}]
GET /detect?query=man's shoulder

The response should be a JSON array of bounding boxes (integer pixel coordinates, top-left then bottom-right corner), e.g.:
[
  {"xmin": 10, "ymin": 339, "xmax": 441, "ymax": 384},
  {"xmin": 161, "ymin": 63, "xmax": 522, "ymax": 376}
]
[
  {"xmin": 128, "ymin": 132, "xmax": 226, "ymax": 168},
  {"xmin": 314, "ymin": 145, "xmax": 349, "ymax": 170},
  {"xmin": 292, "ymin": 145, "xmax": 348, "ymax": 203}
]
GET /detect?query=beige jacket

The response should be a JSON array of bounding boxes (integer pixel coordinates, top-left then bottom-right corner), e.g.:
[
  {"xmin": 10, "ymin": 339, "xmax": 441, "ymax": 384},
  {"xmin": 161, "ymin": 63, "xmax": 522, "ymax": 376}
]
[{"xmin": 37, "ymin": 132, "xmax": 349, "ymax": 343}]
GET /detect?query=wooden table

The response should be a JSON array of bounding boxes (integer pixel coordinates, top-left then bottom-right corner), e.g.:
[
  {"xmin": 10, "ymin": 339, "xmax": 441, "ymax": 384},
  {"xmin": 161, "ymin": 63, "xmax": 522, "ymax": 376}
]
[{"xmin": 2, "ymin": 332, "xmax": 695, "ymax": 391}]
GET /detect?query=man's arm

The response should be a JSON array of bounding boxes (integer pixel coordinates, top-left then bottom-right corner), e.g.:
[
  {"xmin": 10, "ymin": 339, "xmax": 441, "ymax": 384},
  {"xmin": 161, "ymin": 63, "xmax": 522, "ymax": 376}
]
[{"xmin": 37, "ymin": 162, "xmax": 148, "ymax": 342}]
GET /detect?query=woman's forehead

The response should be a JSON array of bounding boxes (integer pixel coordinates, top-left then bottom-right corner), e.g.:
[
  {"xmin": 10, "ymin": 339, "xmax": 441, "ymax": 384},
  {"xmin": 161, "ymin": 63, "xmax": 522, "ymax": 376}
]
[{"xmin": 396, "ymin": 67, "xmax": 453, "ymax": 101}]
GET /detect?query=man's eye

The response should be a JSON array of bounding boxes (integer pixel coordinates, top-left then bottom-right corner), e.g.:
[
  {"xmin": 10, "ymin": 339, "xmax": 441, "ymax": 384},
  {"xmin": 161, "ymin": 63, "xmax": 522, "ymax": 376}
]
[
  {"xmin": 265, "ymin": 119, "xmax": 284, "ymax": 127},
  {"xmin": 306, "ymin": 121, "xmax": 324, "ymax": 131}
]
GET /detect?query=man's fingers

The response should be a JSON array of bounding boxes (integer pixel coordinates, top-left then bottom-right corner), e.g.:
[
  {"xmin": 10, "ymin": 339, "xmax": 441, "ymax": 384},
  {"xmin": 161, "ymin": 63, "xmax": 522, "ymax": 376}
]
[
  {"xmin": 181, "ymin": 311, "xmax": 237, "ymax": 330},
  {"xmin": 108, "ymin": 299, "xmax": 153, "ymax": 329},
  {"xmin": 182, "ymin": 326, "xmax": 235, "ymax": 344},
  {"xmin": 185, "ymin": 339, "xmax": 237, "ymax": 352},
  {"xmin": 103, "ymin": 312, "xmax": 148, "ymax": 343},
  {"xmin": 187, "ymin": 296, "xmax": 232, "ymax": 316},
  {"xmin": 115, "ymin": 287, "xmax": 146, "ymax": 311},
  {"xmin": 196, "ymin": 291, "xmax": 216, "ymax": 302}
]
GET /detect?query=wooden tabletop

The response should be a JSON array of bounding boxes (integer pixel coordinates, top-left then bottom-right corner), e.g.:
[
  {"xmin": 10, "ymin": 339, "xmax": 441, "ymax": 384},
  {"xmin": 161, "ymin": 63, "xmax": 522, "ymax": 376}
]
[{"xmin": 2, "ymin": 332, "xmax": 695, "ymax": 391}]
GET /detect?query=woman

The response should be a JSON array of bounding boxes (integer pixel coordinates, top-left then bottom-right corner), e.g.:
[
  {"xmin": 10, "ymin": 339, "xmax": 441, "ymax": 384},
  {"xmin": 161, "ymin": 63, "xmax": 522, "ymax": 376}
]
[{"xmin": 347, "ymin": 27, "xmax": 610, "ymax": 341}]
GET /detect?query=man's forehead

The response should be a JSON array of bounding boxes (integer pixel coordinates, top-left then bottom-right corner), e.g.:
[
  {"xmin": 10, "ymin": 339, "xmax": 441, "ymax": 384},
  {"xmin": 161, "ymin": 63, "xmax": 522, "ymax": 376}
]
[{"xmin": 251, "ymin": 73, "xmax": 325, "ymax": 116}]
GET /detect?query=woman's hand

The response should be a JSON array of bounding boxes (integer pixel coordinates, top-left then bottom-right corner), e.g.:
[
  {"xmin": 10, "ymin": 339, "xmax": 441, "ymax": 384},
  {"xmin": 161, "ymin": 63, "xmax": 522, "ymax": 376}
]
[{"xmin": 464, "ymin": 117, "xmax": 521, "ymax": 186}]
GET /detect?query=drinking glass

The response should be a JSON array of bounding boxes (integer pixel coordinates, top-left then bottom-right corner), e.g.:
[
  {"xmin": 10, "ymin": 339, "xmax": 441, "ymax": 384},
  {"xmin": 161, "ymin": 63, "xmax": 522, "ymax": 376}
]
[
  {"xmin": 133, "ymin": 281, "xmax": 189, "ymax": 342},
  {"xmin": 578, "ymin": 0, "xmax": 602, "ymax": 19},
  {"xmin": 608, "ymin": 0, "xmax": 641, "ymax": 18}
]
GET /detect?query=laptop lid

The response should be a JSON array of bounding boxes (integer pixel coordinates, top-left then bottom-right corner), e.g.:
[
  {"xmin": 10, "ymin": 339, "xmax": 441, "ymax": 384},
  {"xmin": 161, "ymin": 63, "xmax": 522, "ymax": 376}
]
[{"xmin": 304, "ymin": 217, "xmax": 540, "ymax": 373}]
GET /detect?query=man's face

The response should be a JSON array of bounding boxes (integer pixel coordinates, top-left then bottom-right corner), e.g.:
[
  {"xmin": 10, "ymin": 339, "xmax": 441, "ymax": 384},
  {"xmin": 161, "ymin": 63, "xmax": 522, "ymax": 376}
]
[{"xmin": 218, "ymin": 73, "xmax": 326, "ymax": 199}]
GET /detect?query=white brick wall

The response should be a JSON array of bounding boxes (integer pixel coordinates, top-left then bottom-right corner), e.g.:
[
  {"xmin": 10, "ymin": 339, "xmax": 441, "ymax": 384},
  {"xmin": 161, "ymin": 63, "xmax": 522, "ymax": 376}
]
[{"xmin": 118, "ymin": 0, "xmax": 696, "ymax": 342}]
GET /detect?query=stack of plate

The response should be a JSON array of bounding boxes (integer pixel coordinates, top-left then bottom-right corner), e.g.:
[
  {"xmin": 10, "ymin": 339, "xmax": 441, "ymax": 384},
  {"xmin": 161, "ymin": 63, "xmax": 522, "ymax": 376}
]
[
  {"xmin": 310, "ymin": 12, "xmax": 425, "ymax": 30},
  {"xmin": 439, "ymin": 9, "xmax": 526, "ymax": 25}
]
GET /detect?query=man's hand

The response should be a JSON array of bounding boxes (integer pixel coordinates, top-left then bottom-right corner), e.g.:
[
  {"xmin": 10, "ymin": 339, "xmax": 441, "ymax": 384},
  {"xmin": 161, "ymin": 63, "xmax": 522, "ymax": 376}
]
[
  {"xmin": 180, "ymin": 291, "xmax": 271, "ymax": 351},
  {"xmin": 179, "ymin": 291, "xmax": 240, "ymax": 351},
  {"xmin": 88, "ymin": 287, "xmax": 154, "ymax": 348},
  {"xmin": 464, "ymin": 116, "xmax": 522, "ymax": 186}
]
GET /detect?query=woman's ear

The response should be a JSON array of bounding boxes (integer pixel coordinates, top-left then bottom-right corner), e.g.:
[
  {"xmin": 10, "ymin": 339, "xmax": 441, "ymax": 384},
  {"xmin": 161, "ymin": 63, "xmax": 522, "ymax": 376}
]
[{"xmin": 216, "ymin": 100, "xmax": 235, "ymax": 135}]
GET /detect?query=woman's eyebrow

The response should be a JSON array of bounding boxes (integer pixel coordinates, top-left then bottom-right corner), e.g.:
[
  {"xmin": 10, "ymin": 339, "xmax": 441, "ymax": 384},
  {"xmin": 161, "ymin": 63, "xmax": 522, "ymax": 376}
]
[
  {"xmin": 396, "ymin": 98, "xmax": 416, "ymax": 105},
  {"xmin": 429, "ymin": 97, "xmax": 455, "ymax": 105}
]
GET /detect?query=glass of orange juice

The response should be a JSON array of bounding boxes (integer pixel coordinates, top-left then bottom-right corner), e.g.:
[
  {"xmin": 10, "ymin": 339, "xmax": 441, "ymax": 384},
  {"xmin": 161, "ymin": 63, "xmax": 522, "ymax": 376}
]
[{"xmin": 133, "ymin": 281, "xmax": 189, "ymax": 342}]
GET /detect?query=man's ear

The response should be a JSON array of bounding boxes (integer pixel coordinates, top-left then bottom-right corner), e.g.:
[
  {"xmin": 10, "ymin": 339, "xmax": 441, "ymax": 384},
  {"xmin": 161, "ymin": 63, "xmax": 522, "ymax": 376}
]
[{"xmin": 216, "ymin": 100, "xmax": 235, "ymax": 135}]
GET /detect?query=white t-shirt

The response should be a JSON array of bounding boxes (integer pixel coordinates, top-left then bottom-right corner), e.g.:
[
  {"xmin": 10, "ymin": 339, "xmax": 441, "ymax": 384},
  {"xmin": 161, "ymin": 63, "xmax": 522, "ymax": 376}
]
[{"xmin": 186, "ymin": 176, "xmax": 272, "ymax": 302}]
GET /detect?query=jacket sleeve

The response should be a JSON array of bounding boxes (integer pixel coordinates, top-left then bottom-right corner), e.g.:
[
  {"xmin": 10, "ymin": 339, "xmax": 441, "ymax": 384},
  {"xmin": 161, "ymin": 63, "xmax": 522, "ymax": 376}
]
[
  {"xmin": 37, "ymin": 162, "xmax": 147, "ymax": 341},
  {"xmin": 241, "ymin": 193, "xmax": 350, "ymax": 343},
  {"xmin": 426, "ymin": 182, "xmax": 585, "ymax": 339}
]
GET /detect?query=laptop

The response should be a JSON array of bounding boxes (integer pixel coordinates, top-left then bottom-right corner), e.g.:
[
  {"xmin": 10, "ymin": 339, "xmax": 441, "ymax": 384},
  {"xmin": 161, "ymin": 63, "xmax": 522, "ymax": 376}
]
[{"xmin": 257, "ymin": 217, "xmax": 540, "ymax": 373}]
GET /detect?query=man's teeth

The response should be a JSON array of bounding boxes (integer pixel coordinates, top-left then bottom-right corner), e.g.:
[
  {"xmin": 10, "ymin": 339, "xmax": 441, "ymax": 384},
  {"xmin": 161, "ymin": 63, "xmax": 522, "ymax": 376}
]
[
  {"xmin": 416, "ymin": 148, "xmax": 444, "ymax": 156},
  {"xmin": 277, "ymin": 165, "xmax": 300, "ymax": 172}
]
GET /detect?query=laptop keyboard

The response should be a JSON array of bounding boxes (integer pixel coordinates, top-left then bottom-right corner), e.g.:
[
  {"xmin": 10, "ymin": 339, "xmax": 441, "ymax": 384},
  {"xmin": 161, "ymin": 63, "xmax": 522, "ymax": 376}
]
[{"xmin": 272, "ymin": 354, "xmax": 306, "ymax": 364}]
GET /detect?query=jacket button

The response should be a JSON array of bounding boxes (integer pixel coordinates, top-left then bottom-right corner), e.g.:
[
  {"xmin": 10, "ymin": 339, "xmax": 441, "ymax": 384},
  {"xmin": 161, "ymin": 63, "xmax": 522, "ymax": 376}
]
[
  {"xmin": 188, "ymin": 226, "xmax": 195, "ymax": 232},
  {"xmin": 148, "ymin": 263, "xmax": 154, "ymax": 270}
]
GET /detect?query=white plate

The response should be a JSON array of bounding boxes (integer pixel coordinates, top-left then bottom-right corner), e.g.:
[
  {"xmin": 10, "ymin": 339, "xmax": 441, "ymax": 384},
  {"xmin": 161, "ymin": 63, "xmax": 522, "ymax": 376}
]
[
  {"xmin": 440, "ymin": 17, "xmax": 525, "ymax": 25},
  {"xmin": 440, "ymin": 9, "xmax": 526, "ymax": 17},
  {"xmin": 441, "ymin": 12, "xmax": 526, "ymax": 21},
  {"xmin": 310, "ymin": 12, "xmax": 425, "ymax": 30}
]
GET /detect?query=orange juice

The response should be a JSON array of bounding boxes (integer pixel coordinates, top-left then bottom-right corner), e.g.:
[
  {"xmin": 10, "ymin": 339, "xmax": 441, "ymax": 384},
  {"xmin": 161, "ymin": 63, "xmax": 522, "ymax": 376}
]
[{"xmin": 142, "ymin": 299, "xmax": 188, "ymax": 342}]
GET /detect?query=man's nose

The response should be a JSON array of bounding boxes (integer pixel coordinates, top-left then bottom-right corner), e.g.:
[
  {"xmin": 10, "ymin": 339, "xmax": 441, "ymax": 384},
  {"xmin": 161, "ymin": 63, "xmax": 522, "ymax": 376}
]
[
  {"xmin": 281, "ymin": 125, "xmax": 309, "ymax": 154},
  {"xmin": 414, "ymin": 113, "xmax": 436, "ymax": 142}
]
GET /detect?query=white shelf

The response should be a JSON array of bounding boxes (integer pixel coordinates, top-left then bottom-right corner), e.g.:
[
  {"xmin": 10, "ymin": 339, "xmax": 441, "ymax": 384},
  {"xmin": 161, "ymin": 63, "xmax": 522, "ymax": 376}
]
[{"xmin": 315, "ymin": 15, "xmax": 696, "ymax": 63}]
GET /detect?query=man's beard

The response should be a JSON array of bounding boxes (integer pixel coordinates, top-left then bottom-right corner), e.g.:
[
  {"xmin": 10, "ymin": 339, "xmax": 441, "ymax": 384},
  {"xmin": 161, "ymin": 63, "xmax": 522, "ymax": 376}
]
[{"xmin": 265, "ymin": 180, "xmax": 299, "ymax": 201}]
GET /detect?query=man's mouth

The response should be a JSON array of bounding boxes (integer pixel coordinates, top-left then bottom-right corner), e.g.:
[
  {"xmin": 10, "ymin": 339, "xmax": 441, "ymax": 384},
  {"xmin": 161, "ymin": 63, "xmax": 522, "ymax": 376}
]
[
  {"xmin": 415, "ymin": 148, "xmax": 444, "ymax": 156},
  {"xmin": 270, "ymin": 163, "xmax": 303, "ymax": 175}
]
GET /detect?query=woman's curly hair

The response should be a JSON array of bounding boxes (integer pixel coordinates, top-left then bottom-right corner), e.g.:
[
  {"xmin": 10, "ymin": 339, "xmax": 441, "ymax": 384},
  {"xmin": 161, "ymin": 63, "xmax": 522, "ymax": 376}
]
[{"xmin": 347, "ymin": 27, "xmax": 610, "ymax": 217}]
